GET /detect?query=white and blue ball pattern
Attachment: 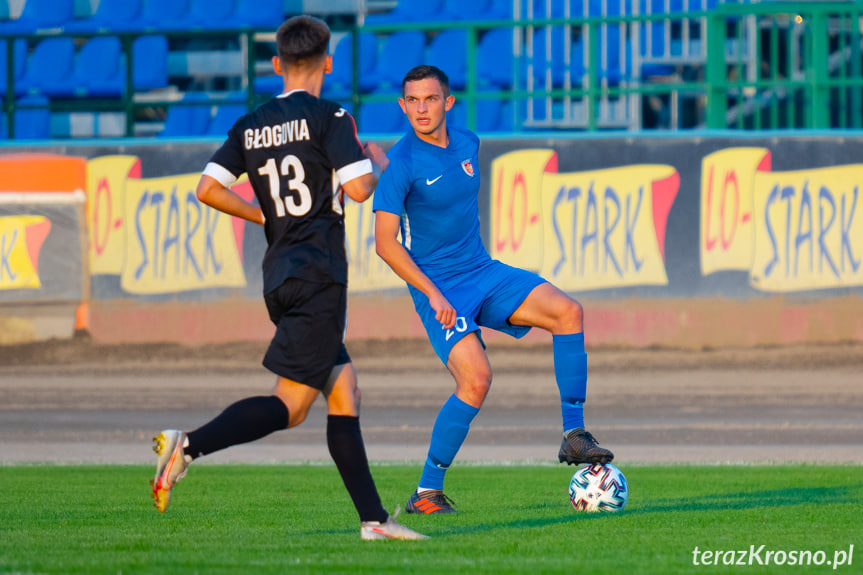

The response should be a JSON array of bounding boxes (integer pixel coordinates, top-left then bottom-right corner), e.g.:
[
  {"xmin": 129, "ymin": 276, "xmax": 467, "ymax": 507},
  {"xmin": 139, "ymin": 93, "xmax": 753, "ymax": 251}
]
[{"xmin": 568, "ymin": 463, "xmax": 628, "ymax": 512}]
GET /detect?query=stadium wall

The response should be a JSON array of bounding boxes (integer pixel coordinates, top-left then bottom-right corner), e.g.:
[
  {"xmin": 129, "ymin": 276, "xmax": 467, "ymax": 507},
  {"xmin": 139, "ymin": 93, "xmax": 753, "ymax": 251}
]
[
  {"xmin": 0, "ymin": 154, "xmax": 88, "ymax": 343},
  {"xmin": 1, "ymin": 132, "xmax": 862, "ymax": 348}
]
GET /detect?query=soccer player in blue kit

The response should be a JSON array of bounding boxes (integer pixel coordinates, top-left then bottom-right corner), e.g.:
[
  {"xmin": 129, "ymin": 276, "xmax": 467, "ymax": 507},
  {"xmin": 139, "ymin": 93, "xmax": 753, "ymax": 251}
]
[{"xmin": 372, "ymin": 65, "xmax": 614, "ymax": 514}]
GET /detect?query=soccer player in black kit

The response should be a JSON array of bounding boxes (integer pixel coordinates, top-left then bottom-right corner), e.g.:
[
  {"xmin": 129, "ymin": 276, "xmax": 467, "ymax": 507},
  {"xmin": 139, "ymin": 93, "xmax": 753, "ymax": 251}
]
[{"xmin": 150, "ymin": 15, "xmax": 426, "ymax": 541}]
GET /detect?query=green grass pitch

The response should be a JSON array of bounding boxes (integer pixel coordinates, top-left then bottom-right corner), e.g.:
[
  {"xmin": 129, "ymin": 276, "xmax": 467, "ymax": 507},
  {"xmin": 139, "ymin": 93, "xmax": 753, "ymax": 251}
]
[{"xmin": 1, "ymin": 464, "xmax": 859, "ymax": 574}]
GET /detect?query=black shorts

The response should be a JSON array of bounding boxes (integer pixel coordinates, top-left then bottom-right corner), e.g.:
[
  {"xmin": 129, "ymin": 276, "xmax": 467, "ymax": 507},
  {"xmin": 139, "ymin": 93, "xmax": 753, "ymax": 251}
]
[{"xmin": 262, "ymin": 278, "xmax": 351, "ymax": 390}]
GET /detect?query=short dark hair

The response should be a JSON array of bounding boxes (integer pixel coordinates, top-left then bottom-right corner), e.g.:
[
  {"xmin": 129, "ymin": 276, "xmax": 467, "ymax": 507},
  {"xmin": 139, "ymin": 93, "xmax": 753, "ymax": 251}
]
[
  {"xmin": 401, "ymin": 65, "xmax": 450, "ymax": 98},
  {"xmin": 275, "ymin": 16, "xmax": 330, "ymax": 68}
]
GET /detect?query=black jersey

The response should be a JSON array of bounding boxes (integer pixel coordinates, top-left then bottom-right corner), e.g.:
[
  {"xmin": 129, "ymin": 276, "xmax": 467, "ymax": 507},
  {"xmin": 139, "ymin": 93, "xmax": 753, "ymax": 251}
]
[{"xmin": 205, "ymin": 90, "xmax": 370, "ymax": 294}]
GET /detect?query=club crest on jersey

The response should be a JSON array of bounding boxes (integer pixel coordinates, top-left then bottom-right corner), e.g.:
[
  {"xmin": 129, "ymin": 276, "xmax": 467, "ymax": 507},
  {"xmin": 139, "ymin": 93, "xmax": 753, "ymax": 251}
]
[{"xmin": 461, "ymin": 159, "xmax": 475, "ymax": 177}]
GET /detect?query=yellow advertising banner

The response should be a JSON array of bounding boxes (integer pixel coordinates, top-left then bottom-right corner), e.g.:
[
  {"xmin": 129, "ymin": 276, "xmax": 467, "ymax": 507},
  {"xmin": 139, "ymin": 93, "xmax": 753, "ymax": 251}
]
[
  {"xmin": 700, "ymin": 148, "xmax": 771, "ymax": 275},
  {"xmin": 539, "ymin": 165, "xmax": 676, "ymax": 290},
  {"xmin": 344, "ymin": 197, "xmax": 403, "ymax": 291},
  {"xmin": 489, "ymin": 149, "xmax": 556, "ymax": 271},
  {"xmin": 490, "ymin": 149, "xmax": 679, "ymax": 291},
  {"xmin": 120, "ymin": 174, "xmax": 247, "ymax": 294},
  {"xmin": 0, "ymin": 216, "xmax": 50, "ymax": 290},
  {"xmin": 86, "ymin": 155, "xmax": 139, "ymax": 275},
  {"xmin": 750, "ymin": 165, "xmax": 863, "ymax": 292}
]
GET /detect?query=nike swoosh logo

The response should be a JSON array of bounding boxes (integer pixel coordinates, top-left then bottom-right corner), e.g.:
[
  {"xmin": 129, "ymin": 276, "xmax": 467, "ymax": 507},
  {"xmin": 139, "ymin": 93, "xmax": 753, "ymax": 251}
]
[{"xmin": 426, "ymin": 175, "xmax": 442, "ymax": 185}]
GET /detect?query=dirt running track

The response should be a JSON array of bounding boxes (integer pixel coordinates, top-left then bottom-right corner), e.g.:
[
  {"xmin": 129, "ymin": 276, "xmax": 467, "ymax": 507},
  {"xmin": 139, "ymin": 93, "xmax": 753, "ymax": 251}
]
[{"xmin": 0, "ymin": 339, "xmax": 861, "ymax": 465}]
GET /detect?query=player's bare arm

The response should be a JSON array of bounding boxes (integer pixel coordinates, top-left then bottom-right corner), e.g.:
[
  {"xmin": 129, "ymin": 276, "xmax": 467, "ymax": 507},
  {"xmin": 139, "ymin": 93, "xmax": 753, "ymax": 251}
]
[
  {"xmin": 341, "ymin": 161, "xmax": 382, "ymax": 203},
  {"xmin": 196, "ymin": 175, "xmax": 265, "ymax": 225},
  {"xmin": 374, "ymin": 210, "xmax": 456, "ymax": 329},
  {"xmin": 341, "ymin": 173, "xmax": 376, "ymax": 203},
  {"xmin": 364, "ymin": 142, "xmax": 389, "ymax": 172},
  {"xmin": 339, "ymin": 143, "xmax": 389, "ymax": 204}
]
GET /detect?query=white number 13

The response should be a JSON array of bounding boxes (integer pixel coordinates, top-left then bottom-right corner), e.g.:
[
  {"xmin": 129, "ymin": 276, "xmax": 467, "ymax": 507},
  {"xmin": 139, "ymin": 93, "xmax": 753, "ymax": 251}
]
[{"xmin": 258, "ymin": 155, "xmax": 312, "ymax": 217}]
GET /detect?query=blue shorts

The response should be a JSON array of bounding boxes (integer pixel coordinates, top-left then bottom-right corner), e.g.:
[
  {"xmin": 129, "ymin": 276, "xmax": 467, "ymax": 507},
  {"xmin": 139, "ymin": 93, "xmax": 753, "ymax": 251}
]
[{"xmin": 408, "ymin": 260, "xmax": 546, "ymax": 364}]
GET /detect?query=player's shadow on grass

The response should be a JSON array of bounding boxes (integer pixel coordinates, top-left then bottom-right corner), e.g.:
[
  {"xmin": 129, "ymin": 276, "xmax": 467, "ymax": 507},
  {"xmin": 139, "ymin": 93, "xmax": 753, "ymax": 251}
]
[
  {"xmin": 636, "ymin": 483, "xmax": 861, "ymax": 514},
  {"xmin": 436, "ymin": 483, "xmax": 862, "ymax": 536}
]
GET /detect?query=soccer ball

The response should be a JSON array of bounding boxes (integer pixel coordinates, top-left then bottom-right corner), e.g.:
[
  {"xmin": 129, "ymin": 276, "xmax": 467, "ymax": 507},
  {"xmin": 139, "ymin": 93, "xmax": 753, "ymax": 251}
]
[{"xmin": 568, "ymin": 463, "xmax": 628, "ymax": 512}]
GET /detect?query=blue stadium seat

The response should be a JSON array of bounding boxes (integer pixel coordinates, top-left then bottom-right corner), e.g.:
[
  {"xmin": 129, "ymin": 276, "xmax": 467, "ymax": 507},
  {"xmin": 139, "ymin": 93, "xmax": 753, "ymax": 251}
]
[
  {"xmin": 597, "ymin": 18, "xmax": 631, "ymax": 83},
  {"xmin": 450, "ymin": 96, "xmax": 510, "ymax": 132},
  {"xmin": 604, "ymin": 38, "xmax": 633, "ymax": 84},
  {"xmin": 641, "ymin": 0, "xmax": 684, "ymax": 13},
  {"xmin": 639, "ymin": 0, "xmax": 706, "ymax": 11},
  {"xmin": 529, "ymin": 27, "xmax": 580, "ymax": 88},
  {"xmin": 207, "ymin": 103, "xmax": 247, "ymax": 136},
  {"xmin": 255, "ymin": 75, "xmax": 284, "ymax": 96},
  {"xmin": 160, "ymin": 106, "xmax": 212, "ymax": 137},
  {"xmin": 428, "ymin": 29, "xmax": 467, "ymax": 90},
  {"xmin": 571, "ymin": 39, "xmax": 586, "ymax": 81},
  {"xmin": 522, "ymin": 0, "xmax": 569, "ymax": 18},
  {"xmin": 356, "ymin": 92, "xmax": 406, "ymax": 134},
  {"xmin": 365, "ymin": 0, "xmax": 445, "ymax": 24},
  {"xmin": 11, "ymin": 95, "xmax": 51, "ymax": 139},
  {"xmin": 639, "ymin": 0, "xmax": 684, "ymax": 56},
  {"xmin": 0, "ymin": 96, "xmax": 59, "ymax": 140},
  {"xmin": 16, "ymin": 37, "xmax": 75, "ymax": 97},
  {"xmin": 232, "ymin": 0, "xmax": 282, "ymax": 28},
  {"xmin": 131, "ymin": 35, "xmax": 170, "ymax": 90},
  {"xmin": 159, "ymin": 95, "xmax": 213, "ymax": 137},
  {"xmin": 586, "ymin": 0, "xmax": 634, "ymax": 82},
  {"xmin": 641, "ymin": 27, "xmax": 663, "ymax": 58},
  {"xmin": 42, "ymin": 36, "xmax": 122, "ymax": 97},
  {"xmin": 440, "ymin": 0, "xmax": 494, "ymax": 21},
  {"xmin": 478, "ymin": 28, "xmax": 513, "ymax": 88},
  {"xmin": 524, "ymin": 97, "xmax": 567, "ymax": 125},
  {"xmin": 448, "ymin": 100, "xmax": 467, "ymax": 128},
  {"xmin": 160, "ymin": 0, "xmax": 236, "ymax": 30},
  {"xmin": 637, "ymin": 0, "xmax": 680, "ymax": 76},
  {"xmin": 38, "ymin": 35, "xmax": 166, "ymax": 98},
  {"xmin": 495, "ymin": 100, "xmax": 514, "ymax": 132},
  {"xmin": 324, "ymin": 32, "xmax": 378, "ymax": 98},
  {"xmin": 361, "ymin": 31, "xmax": 425, "ymax": 92},
  {"xmin": 0, "ymin": 0, "xmax": 74, "ymax": 33},
  {"xmin": 589, "ymin": 0, "xmax": 632, "ymax": 16},
  {"xmin": 64, "ymin": 0, "xmax": 143, "ymax": 33},
  {"xmin": 115, "ymin": 0, "xmax": 190, "ymax": 31},
  {"xmin": 0, "ymin": 39, "xmax": 27, "ymax": 97},
  {"xmin": 488, "ymin": 0, "xmax": 515, "ymax": 19}
]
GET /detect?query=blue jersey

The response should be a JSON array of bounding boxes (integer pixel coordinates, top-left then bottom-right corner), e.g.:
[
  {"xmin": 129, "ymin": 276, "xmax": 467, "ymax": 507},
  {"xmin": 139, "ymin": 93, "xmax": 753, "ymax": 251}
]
[{"xmin": 373, "ymin": 125, "xmax": 490, "ymax": 282}]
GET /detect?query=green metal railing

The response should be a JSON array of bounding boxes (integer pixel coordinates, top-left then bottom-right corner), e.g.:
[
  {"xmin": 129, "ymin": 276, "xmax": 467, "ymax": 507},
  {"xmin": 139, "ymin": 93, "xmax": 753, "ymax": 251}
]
[
  {"xmin": 2, "ymin": 2, "xmax": 862, "ymax": 138},
  {"xmin": 357, "ymin": 14, "xmax": 699, "ymax": 132},
  {"xmin": 2, "ymin": 28, "xmax": 269, "ymax": 138},
  {"xmin": 706, "ymin": 1, "xmax": 863, "ymax": 130},
  {"xmin": 362, "ymin": 3, "xmax": 863, "ymax": 131}
]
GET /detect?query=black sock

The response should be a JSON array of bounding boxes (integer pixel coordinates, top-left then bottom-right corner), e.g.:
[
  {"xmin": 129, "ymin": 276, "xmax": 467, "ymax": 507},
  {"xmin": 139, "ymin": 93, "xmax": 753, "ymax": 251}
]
[
  {"xmin": 186, "ymin": 395, "xmax": 289, "ymax": 459},
  {"xmin": 326, "ymin": 415, "xmax": 389, "ymax": 523}
]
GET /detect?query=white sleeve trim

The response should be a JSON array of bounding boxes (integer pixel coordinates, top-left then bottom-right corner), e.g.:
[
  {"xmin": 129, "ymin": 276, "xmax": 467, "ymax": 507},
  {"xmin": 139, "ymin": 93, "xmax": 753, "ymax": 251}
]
[
  {"xmin": 336, "ymin": 158, "xmax": 373, "ymax": 185},
  {"xmin": 203, "ymin": 162, "xmax": 239, "ymax": 187}
]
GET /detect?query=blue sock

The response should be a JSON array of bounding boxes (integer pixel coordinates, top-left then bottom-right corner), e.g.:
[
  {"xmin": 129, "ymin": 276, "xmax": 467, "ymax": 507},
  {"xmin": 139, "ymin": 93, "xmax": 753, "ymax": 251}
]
[
  {"xmin": 553, "ymin": 332, "xmax": 587, "ymax": 433},
  {"xmin": 418, "ymin": 394, "xmax": 480, "ymax": 491}
]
